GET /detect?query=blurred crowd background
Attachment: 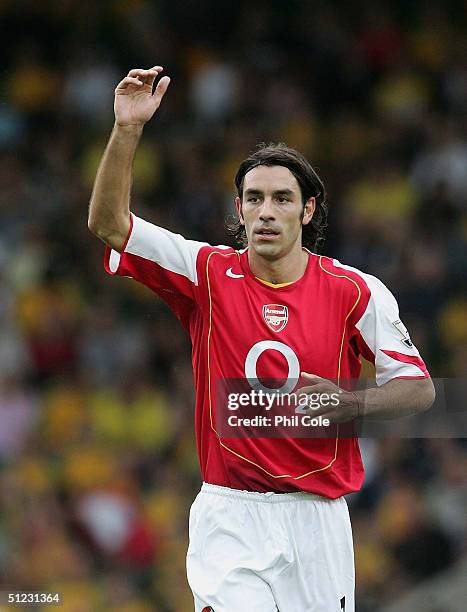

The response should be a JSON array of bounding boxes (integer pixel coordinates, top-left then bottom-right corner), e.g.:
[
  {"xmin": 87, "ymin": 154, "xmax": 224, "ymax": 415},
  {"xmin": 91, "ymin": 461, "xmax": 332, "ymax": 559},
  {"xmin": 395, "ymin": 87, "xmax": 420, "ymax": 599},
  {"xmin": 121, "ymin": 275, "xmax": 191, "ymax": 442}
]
[{"xmin": 0, "ymin": 1, "xmax": 466, "ymax": 610}]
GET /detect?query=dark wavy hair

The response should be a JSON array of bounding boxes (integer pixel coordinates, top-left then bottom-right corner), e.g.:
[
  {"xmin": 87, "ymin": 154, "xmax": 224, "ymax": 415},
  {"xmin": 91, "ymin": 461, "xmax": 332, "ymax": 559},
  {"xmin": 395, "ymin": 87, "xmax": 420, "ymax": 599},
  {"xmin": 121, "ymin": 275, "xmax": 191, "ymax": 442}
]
[{"xmin": 225, "ymin": 143, "xmax": 328, "ymax": 252}]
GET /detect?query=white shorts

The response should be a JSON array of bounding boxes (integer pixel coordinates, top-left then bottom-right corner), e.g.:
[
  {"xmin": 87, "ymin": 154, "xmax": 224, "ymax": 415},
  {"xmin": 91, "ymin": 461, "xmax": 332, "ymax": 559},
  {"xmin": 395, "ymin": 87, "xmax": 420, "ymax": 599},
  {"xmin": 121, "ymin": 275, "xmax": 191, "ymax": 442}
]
[{"xmin": 186, "ymin": 483, "xmax": 355, "ymax": 612}]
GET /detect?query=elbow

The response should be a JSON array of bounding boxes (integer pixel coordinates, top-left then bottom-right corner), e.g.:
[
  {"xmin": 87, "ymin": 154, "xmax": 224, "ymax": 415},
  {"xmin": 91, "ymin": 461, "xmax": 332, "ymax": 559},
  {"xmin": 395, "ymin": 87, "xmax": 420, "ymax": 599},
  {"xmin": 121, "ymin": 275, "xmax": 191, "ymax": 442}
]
[
  {"xmin": 87, "ymin": 210, "xmax": 130, "ymax": 252},
  {"xmin": 88, "ymin": 216, "xmax": 99, "ymax": 236},
  {"xmin": 87, "ymin": 204, "xmax": 100, "ymax": 236},
  {"xmin": 418, "ymin": 378, "xmax": 436, "ymax": 413},
  {"xmin": 87, "ymin": 213, "xmax": 109, "ymax": 241}
]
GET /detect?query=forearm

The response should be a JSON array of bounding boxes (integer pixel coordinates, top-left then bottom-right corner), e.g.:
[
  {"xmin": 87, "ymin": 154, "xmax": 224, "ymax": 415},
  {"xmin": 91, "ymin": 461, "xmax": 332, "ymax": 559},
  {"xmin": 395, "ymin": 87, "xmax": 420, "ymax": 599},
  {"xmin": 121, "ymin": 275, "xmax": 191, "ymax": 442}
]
[
  {"xmin": 353, "ymin": 377, "xmax": 436, "ymax": 420},
  {"xmin": 88, "ymin": 123, "xmax": 143, "ymax": 250}
]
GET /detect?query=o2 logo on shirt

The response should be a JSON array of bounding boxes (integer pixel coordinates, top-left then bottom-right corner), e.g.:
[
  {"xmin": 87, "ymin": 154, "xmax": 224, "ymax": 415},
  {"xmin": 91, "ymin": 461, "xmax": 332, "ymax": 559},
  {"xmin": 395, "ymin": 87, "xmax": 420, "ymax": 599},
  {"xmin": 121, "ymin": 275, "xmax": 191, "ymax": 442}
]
[
  {"xmin": 263, "ymin": 304, "xmax": 288, "ymax": 332},
  {"xmin": 245, "ymin": 340, "xmax": 299, "ymax": 395}
]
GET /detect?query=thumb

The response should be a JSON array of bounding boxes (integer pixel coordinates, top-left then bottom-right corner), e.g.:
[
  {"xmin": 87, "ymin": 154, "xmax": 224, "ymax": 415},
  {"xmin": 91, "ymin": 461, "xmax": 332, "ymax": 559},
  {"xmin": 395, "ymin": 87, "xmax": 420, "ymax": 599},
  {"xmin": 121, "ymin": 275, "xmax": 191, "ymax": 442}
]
[
  {"xmin": 301, "ymin": 372, "xmax": 323, "ymax": 382},
  {"xmin": 153, "ymin": 75, "xmax": 171, "ymax": 105}
]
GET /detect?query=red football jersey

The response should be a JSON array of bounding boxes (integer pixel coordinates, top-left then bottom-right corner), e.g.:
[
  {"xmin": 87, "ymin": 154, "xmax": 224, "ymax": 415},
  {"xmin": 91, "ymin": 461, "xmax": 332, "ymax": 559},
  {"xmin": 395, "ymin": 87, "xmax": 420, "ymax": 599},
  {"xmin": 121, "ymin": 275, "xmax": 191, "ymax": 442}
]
[{"xmin": 104, "ymin": 214, "xmax": 430, "ymax": 498}]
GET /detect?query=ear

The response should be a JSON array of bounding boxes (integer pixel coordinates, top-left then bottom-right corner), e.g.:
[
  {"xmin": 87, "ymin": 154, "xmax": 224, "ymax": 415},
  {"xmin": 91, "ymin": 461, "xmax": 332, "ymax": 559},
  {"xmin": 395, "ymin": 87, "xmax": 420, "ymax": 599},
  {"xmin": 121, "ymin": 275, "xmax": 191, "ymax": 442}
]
[
  {"xmin": 235, "ymin": 196, "xmax": 245, "ymax": 226},
  {"xmin": 302, "ymin": 197, "xmax": 316, "ymax": 226}
]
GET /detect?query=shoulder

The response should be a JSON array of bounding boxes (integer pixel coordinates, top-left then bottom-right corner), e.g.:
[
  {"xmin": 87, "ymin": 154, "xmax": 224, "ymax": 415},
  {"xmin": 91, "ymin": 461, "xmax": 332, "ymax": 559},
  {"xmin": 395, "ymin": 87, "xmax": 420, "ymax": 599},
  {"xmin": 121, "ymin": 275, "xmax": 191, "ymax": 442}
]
[
  {"xmin": 316, "ymin": 256, "xmax": 400, "ymax": 323},
  {"xmin": 315, "ymin": 255, "xmax": 369, "ymax": 294},
  {"xmin": 197, "ymin": 243, "xmax": 237, "ymax": 263},
  {"xmin": 317, "ymin": 255, "xmax": 395, "ymax": 301},
  {"xmin": 195, "ymin": 244, "xmax": 240, "ymax": 282}
]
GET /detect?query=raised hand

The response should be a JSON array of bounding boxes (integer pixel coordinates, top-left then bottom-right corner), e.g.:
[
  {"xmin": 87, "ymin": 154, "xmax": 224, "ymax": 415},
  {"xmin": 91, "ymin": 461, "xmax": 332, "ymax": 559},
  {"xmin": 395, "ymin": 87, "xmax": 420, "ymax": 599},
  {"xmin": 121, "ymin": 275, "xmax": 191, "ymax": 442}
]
[{"xmin": 114, "ymin": 66, "xmax": 171, "ymax": 127}]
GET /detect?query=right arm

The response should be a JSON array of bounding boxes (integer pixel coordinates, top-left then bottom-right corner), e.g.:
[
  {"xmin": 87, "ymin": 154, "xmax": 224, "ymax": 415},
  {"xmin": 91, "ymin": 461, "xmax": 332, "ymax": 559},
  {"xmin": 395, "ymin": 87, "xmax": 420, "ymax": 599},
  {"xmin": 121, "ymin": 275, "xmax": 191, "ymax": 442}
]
[{"xmin": 88, "ymin": 66, "xmax": 171, "ymax": 252}]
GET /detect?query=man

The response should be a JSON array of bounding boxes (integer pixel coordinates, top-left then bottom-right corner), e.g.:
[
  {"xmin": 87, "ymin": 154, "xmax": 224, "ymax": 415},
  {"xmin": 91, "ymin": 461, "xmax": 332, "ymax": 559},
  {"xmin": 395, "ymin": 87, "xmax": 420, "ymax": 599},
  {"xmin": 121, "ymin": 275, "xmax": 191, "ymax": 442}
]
[{"xmin": 88, "ymin": 66, "xmax": 435, "ymax": 612}]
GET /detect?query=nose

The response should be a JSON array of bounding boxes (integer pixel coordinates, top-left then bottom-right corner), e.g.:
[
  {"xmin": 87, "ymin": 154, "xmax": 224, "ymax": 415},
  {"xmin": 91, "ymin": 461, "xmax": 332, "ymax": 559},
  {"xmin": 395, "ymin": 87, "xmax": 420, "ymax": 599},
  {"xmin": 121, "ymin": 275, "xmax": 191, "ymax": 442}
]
[{"xmin": 259, "ymin": 198, "xmax": 275, "ymax": 222}]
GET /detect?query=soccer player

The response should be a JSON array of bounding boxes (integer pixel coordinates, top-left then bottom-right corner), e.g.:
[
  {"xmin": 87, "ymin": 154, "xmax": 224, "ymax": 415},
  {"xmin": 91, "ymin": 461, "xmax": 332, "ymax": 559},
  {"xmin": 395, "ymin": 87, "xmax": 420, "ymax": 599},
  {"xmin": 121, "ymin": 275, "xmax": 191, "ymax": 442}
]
[{"xmin": 88, "ymin": 66, "xmax": 435, "ymax": 612}]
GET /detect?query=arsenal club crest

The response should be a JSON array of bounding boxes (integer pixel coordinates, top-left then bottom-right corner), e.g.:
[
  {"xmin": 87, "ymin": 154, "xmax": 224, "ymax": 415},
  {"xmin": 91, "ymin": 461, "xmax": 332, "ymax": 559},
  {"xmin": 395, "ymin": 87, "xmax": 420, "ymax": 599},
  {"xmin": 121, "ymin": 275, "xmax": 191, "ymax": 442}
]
[{"xmin": 263, "ymin": 304, "xmax": 288, "ymax": 332}]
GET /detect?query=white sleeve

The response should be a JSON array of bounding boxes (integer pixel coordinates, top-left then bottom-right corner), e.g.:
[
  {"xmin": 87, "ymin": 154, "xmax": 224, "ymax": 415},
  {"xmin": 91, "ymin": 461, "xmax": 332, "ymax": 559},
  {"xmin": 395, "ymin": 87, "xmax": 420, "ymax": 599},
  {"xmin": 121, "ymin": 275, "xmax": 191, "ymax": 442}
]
[
  {"xmin": 354, "ymin": 273, "xmax": 429, "ymax": 385},
  {"xmin": 105, "ymin": 213, "xmax": 210, "ymax": 294}
]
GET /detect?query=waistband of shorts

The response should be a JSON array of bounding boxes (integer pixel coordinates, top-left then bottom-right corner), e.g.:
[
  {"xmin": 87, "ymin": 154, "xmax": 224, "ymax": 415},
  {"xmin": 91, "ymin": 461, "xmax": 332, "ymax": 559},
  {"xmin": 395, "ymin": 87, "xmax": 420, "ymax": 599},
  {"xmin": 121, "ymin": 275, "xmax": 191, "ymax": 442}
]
[{"xmin": 200, "ymin": 482, "xmax": 334, "ymax": 504}]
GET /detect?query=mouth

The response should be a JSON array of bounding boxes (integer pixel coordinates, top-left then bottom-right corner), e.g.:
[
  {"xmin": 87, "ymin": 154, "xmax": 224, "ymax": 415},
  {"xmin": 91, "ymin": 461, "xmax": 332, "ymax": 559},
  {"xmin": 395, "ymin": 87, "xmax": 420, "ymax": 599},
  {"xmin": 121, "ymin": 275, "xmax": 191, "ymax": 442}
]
[{"xmin": 254, "ymin": 228, "xmax": 280, "ymax": 241}]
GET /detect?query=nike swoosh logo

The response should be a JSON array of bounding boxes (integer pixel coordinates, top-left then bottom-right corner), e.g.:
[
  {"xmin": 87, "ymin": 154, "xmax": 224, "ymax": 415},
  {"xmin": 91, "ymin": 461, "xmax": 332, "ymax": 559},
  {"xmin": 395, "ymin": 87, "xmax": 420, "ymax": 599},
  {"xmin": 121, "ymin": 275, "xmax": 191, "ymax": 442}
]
[{"xmin": 226, "ymin": 267, "xmax": 244, "ymax": 279}]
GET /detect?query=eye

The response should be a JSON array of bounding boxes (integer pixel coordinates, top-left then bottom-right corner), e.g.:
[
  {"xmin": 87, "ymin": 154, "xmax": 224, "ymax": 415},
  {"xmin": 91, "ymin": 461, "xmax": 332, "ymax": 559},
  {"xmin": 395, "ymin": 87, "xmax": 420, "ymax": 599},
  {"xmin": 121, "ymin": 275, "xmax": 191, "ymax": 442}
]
[
  {"xmin": 277, "ymin": 197, "xmax": 289, "ymax": 204},
  {"xmin": 247, "ymin": 197, "xmax": 259, "ymax": 203}
]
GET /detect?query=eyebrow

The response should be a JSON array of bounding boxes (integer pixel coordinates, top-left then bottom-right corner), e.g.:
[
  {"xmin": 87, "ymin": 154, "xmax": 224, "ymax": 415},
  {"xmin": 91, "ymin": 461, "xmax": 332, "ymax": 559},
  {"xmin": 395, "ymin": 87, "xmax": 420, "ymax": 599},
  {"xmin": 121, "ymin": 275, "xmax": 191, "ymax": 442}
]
[{"xmin": 244, "ymin": 188, "xmax": 295, "ymax": 197}]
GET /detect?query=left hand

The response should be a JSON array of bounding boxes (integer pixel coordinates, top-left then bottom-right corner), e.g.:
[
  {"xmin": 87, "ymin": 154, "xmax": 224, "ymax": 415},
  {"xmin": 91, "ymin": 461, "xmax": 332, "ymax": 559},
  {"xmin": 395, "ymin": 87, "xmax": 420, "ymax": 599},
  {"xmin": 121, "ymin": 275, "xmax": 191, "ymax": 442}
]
[{"xmin": 298, "ymin": 372, "xmax": 361, "ymax": 423}]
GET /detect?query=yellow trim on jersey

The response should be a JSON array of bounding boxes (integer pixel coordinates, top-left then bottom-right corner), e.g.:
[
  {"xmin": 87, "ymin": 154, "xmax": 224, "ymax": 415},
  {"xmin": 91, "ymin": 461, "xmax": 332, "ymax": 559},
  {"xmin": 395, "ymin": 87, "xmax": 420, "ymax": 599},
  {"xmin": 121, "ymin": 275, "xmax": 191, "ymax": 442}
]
[
  {"xmin": 318, "ymin": 257, "xmax": 362, "ymax": 382},
  {"xmin": 289, "ymin": 257, "xmax": 362, "ymax": 481},
  {"xmin": 206, "ymin": 250, "xmax": 241, "ymax": 432},
  {"xmin": 255, "ymin": 277, "xmax": 294, "ymax": 288}
]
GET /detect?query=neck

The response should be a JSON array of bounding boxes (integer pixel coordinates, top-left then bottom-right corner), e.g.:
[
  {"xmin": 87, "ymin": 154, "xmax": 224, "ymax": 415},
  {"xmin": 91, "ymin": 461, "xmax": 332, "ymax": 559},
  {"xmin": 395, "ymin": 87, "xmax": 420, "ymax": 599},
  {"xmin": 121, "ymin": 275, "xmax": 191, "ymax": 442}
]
[{"xmin": 248, "ymin": 246, "xmax": 309, "ymax": 285}]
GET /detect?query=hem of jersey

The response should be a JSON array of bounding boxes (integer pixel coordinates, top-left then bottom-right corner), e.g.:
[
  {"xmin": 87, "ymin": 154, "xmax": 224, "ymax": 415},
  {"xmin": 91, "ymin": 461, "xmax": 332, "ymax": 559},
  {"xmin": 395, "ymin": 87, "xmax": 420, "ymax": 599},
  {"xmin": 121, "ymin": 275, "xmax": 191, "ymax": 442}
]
[
  {"xmin": 381, "ymin": 349, "xmax": 429, "ymax": 377},
  {"xmin": 386, "ymin": 374, "xmax": 430, "ymax": 380},
  {"xmin": 121, "ymin": 212, "xmax": 134, "ymax": 252},
  {"xmin": 200, "ymin": 482, "xmax": 333, "ymax": 503}
]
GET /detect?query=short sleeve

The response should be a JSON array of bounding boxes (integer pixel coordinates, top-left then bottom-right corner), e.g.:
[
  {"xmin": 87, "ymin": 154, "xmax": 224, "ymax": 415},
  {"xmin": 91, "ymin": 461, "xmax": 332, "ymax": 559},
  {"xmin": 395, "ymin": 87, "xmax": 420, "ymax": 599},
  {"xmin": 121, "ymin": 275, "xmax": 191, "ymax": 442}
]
[
  {"xmin": 104, "ymin": 213, "xmax": 210, "ymax": 302},
  {"xmin": 352, "ymin": 273, "xmax": 430, "ymax": 385}
]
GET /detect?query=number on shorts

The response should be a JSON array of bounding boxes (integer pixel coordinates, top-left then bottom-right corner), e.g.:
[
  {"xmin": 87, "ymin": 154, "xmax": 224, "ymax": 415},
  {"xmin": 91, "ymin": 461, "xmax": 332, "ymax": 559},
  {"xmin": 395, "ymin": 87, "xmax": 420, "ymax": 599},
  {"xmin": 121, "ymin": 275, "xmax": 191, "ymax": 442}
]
[{"xmin": 340, "ymin": 596, "xmax": 346, "ymax": 610}]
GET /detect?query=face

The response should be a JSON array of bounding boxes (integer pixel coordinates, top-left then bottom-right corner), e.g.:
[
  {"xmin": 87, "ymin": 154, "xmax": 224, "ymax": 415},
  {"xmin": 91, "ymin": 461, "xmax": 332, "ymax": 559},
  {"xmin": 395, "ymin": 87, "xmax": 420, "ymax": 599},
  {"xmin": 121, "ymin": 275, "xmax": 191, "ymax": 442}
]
[{"xmin": 235, "ymin": 165, "xmax": 315, "ymax": 260}]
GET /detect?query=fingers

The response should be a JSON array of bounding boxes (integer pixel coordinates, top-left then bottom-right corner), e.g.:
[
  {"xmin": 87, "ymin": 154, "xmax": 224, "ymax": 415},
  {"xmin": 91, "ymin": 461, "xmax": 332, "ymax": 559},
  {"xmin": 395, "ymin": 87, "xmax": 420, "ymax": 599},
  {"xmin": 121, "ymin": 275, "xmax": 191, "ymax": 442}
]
[
  {"xmin": 299, "ymin": 384, "xmax": 332, "ymax": 395},
  {"xmin": 115, "ymin": 67, "xmax": 171, "ymax": 108},
  {"xmin": 296, "ymin": 374, "xmax": 345, "ymax": 421},
  {"xmin": 299, "ymin": 388, "xmax": 357, "ymax": 423},
  {"xmin": 153, "ymin": 75, "xmax": 171, "ymax": 103},
  {"xmin": 127, "ymin": 66, "xmax": 163, "ymax": 78},
  {"xmin": 128, "ymin": 66, "xmax": 163, "ymax": 88},
  {"xmin": 301, "ymin": 372, "xmax": 322, "ymax": 382},
  {"xmin": 116, "ymin": 67, "xmax": 166, "ymax": 92},
  {"xmin": 116, "ymin": 76, "xmax": 144, "ymax": 91}
]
